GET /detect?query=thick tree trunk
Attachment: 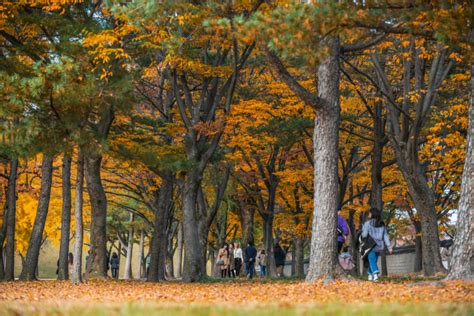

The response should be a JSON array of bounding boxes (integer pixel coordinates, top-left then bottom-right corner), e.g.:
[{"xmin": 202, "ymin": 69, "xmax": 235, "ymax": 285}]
[
  {"xmin": 4, "ymin": 158, "xmax": 18, "ymax": 281},
  {"xmin": 370, "ymin": 102, "xmax": 384, "ymax": 211},
  {"xmin": 84, "ymin": 152, "xmax": 108, "ymax": 279},
  {"xmin": 71, "ymin": 149, "xmax": 84, "ymax": 284},
  {"xmin": 148, "ymin": 176, "xmax": 173, "ymax": 282},
  {"xmin": 123, "ymin": 213, "xmax": 134, "ymax": 279},
  {"xmin": 306, "ymin": 39, "xmax": 341, "ymax": 282},
  {"xmin": 181, "ymin": 174, "xmax": 204, "ymax": 282},
  {"xmin": 446, "ymin": 61, "xmax": 474, "ymax": 280},
  {"xmin": 262, "ymin": 215, "xmax": 276, "ymax": 277},
  {"xmin": 414, "ymin": 221, "xmax": 423, "ymax": 272},
  {"xmin": 58, "ymin": 153, "xmax": 72, "ymax": 280},
  {"xmin": 20, "ymin": 155, "xmax": 54, "ymax": 280},
  {"xmin": 240, "ymin": 206, "xmax": 255, "ymax": 248},
  {"xmin": 175, "ymin": 222, "xmax": 183, "ymax": 278},
  {"xmin": 137, "ymin": 229, "xmax": 145, "ymax": 278},
  {"xmin": 294, "ymin": 236, "xmax": 305, "ymax": 278},
  {"xmin": 403, "ymin": 170, "xmax": 444, "ymax": 276}
]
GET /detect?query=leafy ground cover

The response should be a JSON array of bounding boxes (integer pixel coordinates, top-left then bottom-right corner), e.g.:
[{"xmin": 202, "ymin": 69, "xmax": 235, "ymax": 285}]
[{"xmin": 0, "ymin": 280, "xmax": 472, "ymax": 315}]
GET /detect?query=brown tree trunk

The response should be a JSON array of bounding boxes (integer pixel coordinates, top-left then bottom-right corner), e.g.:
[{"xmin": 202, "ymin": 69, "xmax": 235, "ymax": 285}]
[
  {"xmin": 446, "ymin": 60, "xmax": 474, "ymax": 280},
  {"xmin": 0, "ymin": 203, "xmax": 7, "ymax": 279},
  {"xmin": 148, "ymin": 175, "xmax": 173, "ymax": 282},
  {"xmin": 20, "ymin": 154, "xmax": 54, "ymax": 280},
  {"xmin": 181, "ymin": 173, "xmax": 204, "ymax": 282},
  {"xmin": 175, "ymin": 222, "xmax": 183, "ymax": 278},
  {"xmin": 71, "ymin": 149, "xmax": 84, "ymax": 284},
  {"xmin": 414, "ymin": 221, "xmax": 423, "ymax": 272},
  {"xmin": 263, "ymin": 215, "xmax": 276, "ymax": 277},
  {"xmin": 58, "ymin": 153, "xmax": 72, "ymax": 280},
  {"xmin": 306, "ymin": 38, "xmax": 341, "ymax": 282},
  {"xmin": 294, "ymin": 236, "xmax": 305, "ymax": 278},
  {"xmin": 137, "ymin": 229, "xmax": 145, "ymax": 278},
  {"xmin": 84, "ymin": 151, "xmax": 108, "ymax": 279},
  {"xmin": 4, "ymin": 158, "xmax": 18, "ymax": 281},
  {"xmin": 240, "ymin": 205, "xmax": 255, "ymax": 247},
  {"xmin": 370, "ymin": 102, "xmax": 384, "ymax": 211}
]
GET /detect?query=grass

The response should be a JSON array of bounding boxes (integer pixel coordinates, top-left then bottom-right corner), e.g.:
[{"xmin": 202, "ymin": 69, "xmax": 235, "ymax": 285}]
[{"xmin": 1, "ymin": 302, "xmax": 472, "ymax": 316}]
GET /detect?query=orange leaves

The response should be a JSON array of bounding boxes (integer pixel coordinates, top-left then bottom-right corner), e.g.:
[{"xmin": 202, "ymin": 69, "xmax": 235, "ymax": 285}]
[{"xmin": 0, "ymin": 280, "xmax": 472, "ymax": 305}]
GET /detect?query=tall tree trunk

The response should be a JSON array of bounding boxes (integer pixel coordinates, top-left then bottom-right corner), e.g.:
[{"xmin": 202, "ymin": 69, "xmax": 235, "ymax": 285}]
[
  {"xmin": 58, "ymin": 153, "xmax": 72, "ymax": 280},
  {"xmin": 306, "ymin": 39, "xmax": 341, "ymax": 282},
  {"xmin": 0, "ymin": 203, "xmax": 7, "ymax": 279},
  {"xmin": 71, "ymin": 149, "xmax": 84, "ymax": 284},
  {"xmin": 262, "ymin": 215, "xmax": 276, "ymax": 277},
  {"xmin": 20, "ymin": 155, "xmax": 54, "ymax": 280},
  {"xmin": 123, "ymin": 213, "xmax": 134, "ymax": 279},
  {"xmin": 148, "ymin": 176, "xmax": 173, "ymax": 282},
  {"xmin": 84, "ymin": 151, "xmax": 108, "ymax": 279},
  {"xmin": 414, "ymin": 220, "xmax": 423, "ymax": 272},
  {"xmin": 175, "ymin": 222, "xmax": 183, "ymax": 278},
  {"xmin": 137, "ymin": 229, "xmax": 145, "ymax": 278},
  {"xmin": 240, "ymin": 205, "xmax": 255, "ymax": 248},
  {"xmin": 4, "ymin": 158, "xmax": 18, "ymax": 281},
  {"xmin": 294, "ymin": 236, "xmax": 305, "ymax": 278},
  {"xmin": 370, "ymin": 102, "xmax": 384, "ymax": 211},
  {"xmin": 181, "ymin": 174, "xmax": 204, "ymax": 282},
  {"xmin": 446, "ymin": 59, "xmax": 474, "ymax": 280}
]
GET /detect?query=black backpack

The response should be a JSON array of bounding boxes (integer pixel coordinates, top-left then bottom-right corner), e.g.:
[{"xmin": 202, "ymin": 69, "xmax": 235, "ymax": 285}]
[{"xmin": 357, "ymin": 231, "xmax": 377, "ymax": 259}]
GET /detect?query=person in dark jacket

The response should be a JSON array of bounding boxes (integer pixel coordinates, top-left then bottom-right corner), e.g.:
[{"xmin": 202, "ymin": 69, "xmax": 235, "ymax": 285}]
[
  {"xmin": 244, "ymin": 241, "xmax": 257, "ymax": 279},
  {"xmin": 274, "ymin": 243, "xmax": 286, "ymax": 277},
  {"xmin": 110, "ymin": 252, "xmax": 120, "ymax": 279}
]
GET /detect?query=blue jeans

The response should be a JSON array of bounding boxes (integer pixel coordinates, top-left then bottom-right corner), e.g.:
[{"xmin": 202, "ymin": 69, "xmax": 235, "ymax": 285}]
[
  {"xmin": 367, "ymin": 250, "xmax": 379, "ymax": 275},
  {"xmin": 245, "ymin": 261, "xmax": 255, "ymax": 278},
  {"xmin": 259, "ymin": 264, "xmax": 266, "ymax": 277}
]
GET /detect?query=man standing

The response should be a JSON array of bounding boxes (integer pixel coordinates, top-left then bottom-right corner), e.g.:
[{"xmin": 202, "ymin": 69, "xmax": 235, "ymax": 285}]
[
  {"xmin": 244, "ymin": 241, "xmax": 257, "ymax": 279},
  {"xmin": 337, "ymin": 209, "xmax": 349, "ymax": 253}
]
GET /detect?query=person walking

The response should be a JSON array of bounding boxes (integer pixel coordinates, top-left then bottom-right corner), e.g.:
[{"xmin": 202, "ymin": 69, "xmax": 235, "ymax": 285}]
[
  {"xmin": 274, "ymin": 243, "xmax": 286, "ymax": 277},
  {"xmin": 110, "ymin": 252, "xmax": 120, "ymax": 279},
  {"xmin": 244, "ymin": 241, "xmax": 257, "ymax": 279},
  {"xmin": 218, "ymin": 243, "xmax": 230, "ymax": 278},
  {"xmin": 361, "ymin": 207, "xmax": 392, "ymax": 282},
  {"xmin": 233, "ymin": 242, "xmax": 243, "ymax": 277},
  {"xmin": 337, "ymin": 209, "xmax": 350, "ymax": 253},
  {"xmin": 257, "ymin": 249, "xmax": 267, "ymax": 278}
]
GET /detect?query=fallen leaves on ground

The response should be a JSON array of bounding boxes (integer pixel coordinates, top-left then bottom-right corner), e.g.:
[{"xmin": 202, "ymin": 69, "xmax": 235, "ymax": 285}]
[{"xmin": 0, "ymin": 280, "xmax": 472, "ymax": 306}]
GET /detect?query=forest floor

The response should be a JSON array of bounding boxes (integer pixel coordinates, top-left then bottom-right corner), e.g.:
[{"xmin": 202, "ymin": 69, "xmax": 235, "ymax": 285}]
[{"xmin": 0, "ymin": 278, "xmax": 472, "ymax": 315}]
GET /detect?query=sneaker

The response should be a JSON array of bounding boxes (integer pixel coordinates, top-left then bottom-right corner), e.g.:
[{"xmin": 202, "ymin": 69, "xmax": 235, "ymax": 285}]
[
  {"xmin": 373, "ymin": 273, "xmax": 379, "ymax": 282},
  {"xmin": 368, "ymin": 274, "xmax": 373, "ymax": 281}
]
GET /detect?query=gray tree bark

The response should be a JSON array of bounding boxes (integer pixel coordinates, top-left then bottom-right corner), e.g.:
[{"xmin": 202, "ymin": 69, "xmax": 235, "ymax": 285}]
[
  {"xmin": 4, "ymin": 158, "xmax": 18, "ymax": 281},
  {"xmin": 58, "ymin": 153, "xmax": 72, "ymax": 280},
  {"xmin": 137, "ymin": 229, "xmax": 145, "ymax": 278},
  {"xmin": 148, "ymin": 176, "xmax": 173, "ymax": 282},
  {"xmin": 0, "ymin": 203, "xmax": 7, "ymax": 279},
  {"xmin": 294, "ymin": 236, "xmax": 305, "ymax": 278},
  {"xmin": 175, "ymin": 222, "xmax": 183, "ymax": 279},
  {"xmin": 84, "ymin": 152, "xmax": 108, "ymax": 279},
  {"xmin": 71, "ymin": 149, "xmax": 84, "ymax": 284},
  {"xmin": 123, "ymin": 213, "xmax": 134, "ymax": 279},
  {"xmin": 446, "ymin": 61, "xmax": 474, "ymax": 280},
  {"xmin": 306, "ymin": 39, "xmax": 341, "ymax": 282},
  {"xmin": 20, "ymin": 154, "xmax": 54, "ymax": 280}
]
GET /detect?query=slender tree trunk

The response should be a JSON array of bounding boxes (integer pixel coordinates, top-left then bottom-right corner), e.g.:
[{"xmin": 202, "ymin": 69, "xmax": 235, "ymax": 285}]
[
  {"xmin": 123, "ymin": 213, "xmax": 134, "ymax": 279},
  {"xmin": 0, "ymin": 203, "xmax": 7, "ymax": 279},
  {"xmin": 137, "ymin": 229, "xmax": 144, "ymax": 278},
  {"xmin": 20, "ymin": 155, "xmax": 54, "ymax": 280},
  {"xmin": 58, "ymin": 153, "xmax": 72, "ymax": 280},
  {"xmin": 4, "ymin": 158, "xmax": 18, "ymax": 281},
  {"xmin": 306, "ymin": 38, "xmax": 341, "ymax": 282},
  {"xmin": 148, "ymin": 176, "xmax": 173, "ymax": 282},
  {"xmin": 72, "ymin": 149, "xmax": 84, "ymax": 284},
  {"xmin": 370, "ymin": 102, "xmax": 384, "ymax": 211},
  {"xmin": 446, "ymin": 60, "xmax": 474, "ymax": 280},
  {"xmin": 84, "ymin": 151, "xmax": 108, "ymax": 279},
  {"xmin": 181, "ymin": 174, "xmax": 204, "ymax": 282},
  {"xmin": 175, "ymin": 222, "xmax": 183, "ymax": 278},
  {"xmin": 294, "ymin": 236, "xmax": 305, "ymax": 278}
]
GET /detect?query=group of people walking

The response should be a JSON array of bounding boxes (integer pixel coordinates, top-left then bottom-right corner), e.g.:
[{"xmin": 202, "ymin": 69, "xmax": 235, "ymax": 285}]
[{"xmin": 217, "ymin": 241, "xmax": 287, "ymax": 279}]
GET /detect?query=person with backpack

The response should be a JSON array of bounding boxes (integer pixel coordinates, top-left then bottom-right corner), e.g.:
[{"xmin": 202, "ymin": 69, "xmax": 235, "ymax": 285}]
[
  {"xmin": 110, "ymin": 252, "xmax": 120, "ymax": 279},
  {"xmin": 361, "ymin": 207, "xmax": 392, "ymax": 282},
  {"xmin": 337, "ymin": 208, "xmax": 349, "ymax": 253}
]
